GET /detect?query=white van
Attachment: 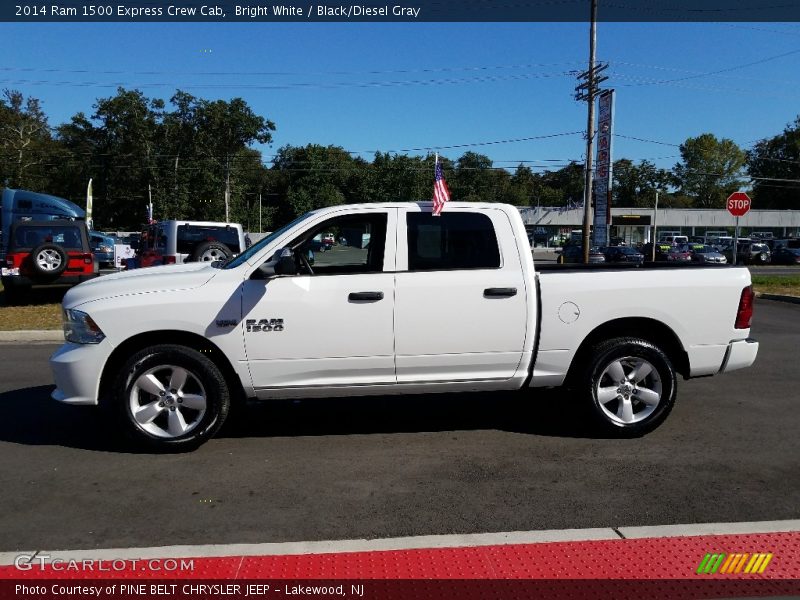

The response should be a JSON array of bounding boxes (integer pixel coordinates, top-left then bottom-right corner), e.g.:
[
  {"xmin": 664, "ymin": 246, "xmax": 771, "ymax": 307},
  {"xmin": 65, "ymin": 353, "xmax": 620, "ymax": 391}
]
[{"xmin": 660, "ymin": 234, "xmax": 688, "ymax": 245}]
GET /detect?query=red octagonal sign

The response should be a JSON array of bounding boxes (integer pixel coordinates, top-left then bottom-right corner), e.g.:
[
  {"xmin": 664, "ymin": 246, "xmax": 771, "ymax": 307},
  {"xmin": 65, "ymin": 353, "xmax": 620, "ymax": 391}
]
[{"xmin": 727, "ymin": 191, "xmax": 752, "ymax": 217}]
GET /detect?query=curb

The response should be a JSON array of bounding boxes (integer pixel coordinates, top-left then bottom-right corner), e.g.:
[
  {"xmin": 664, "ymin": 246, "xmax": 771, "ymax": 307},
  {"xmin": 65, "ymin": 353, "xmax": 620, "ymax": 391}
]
[
  {"xmin": 755, "ymin": 292, "xmax": 800, "ymax": 305},
  {"xmin": 2, "ymin": 519, "xmax": 798, "ymax": 565},
  {"xmin": 0, "ymin": 330, "xmax": 62, "ymax": 342}
]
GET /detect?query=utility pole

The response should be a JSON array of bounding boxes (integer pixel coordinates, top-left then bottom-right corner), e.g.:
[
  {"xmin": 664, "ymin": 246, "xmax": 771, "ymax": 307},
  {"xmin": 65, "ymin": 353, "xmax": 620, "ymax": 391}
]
[
  {"xmin": 651, "ymin": 189, "xmax": 659, "ymax": 262},
  {"xmin": 224, "ymin": 156, "xmax": 231, "ymax": 223},
  {"xmin": 574, "ymin": 0, "xmax": 608, "ymax": 263}
]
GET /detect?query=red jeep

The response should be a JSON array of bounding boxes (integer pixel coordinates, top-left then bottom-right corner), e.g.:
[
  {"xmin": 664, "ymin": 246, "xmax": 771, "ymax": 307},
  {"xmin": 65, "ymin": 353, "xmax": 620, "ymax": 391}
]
[{"xmin": 1, "ymin": 220, "xmax": 98, "ymax": 303}]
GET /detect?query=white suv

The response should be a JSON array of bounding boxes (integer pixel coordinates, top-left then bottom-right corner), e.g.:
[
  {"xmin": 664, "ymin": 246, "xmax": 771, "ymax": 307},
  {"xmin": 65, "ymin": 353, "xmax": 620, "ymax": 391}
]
[{"xmin": 137, "ymin": 221, "xmax": 246, "ymax": 267}]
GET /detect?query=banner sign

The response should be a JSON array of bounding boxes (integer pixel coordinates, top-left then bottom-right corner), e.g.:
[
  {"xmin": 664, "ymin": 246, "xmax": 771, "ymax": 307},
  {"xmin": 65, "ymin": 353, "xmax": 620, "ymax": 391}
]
[{"xmin": 593, "ymin": 90, "xmax": 614, "ymax": 248}]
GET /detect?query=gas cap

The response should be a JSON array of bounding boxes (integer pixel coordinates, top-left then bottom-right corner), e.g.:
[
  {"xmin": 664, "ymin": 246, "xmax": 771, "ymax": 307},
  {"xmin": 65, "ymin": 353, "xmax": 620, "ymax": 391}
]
[{"xmin": 558, "ymin": 301, "xmax": 580, "ymax": 324}]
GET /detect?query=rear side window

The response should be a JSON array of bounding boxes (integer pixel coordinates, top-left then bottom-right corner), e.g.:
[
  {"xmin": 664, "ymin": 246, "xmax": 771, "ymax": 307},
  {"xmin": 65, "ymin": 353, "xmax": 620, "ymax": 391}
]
[
  {"xmin": 176, "ymin": 225, "xmax": 241, "ymax": 254},
  {"xmin": 406, "ymin": 212, "xmax": 500, "ymax": 271}
]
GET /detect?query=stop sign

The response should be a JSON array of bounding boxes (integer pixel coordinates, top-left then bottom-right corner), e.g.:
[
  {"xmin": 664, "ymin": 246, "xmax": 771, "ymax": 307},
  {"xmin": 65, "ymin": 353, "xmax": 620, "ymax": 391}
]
[{"xmin": 727, "ymin": 191, "xmax": 751, "ymax": 217}]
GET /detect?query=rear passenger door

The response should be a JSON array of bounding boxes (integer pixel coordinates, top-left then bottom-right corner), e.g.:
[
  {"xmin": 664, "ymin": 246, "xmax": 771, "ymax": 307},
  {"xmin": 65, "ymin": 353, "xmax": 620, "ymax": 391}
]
[{"xmin": 393, "ymin": 207, "xmax": 528, "ymax": 383}]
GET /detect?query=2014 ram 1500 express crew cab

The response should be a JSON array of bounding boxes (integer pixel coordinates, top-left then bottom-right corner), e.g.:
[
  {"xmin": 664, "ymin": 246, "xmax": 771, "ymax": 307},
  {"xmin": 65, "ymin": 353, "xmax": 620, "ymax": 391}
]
[{"xmin": 50, "ymin": 202, "xmax": 759, "ymax": 450}]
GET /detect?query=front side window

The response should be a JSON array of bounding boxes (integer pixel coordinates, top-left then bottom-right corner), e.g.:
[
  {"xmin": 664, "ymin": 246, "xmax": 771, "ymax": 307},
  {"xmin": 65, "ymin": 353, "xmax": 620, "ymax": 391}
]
[
  {"xmin": 291, "ymin": 213, "xmax": 388, "ymax": 275},
  {"xmin": 406, "ymin": 212, "xmax": 500, "ymax": 271}
]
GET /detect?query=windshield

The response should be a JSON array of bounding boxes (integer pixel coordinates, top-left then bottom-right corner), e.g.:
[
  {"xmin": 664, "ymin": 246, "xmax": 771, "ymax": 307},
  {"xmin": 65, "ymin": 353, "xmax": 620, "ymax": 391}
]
[{"xmin": 223, "ymin": 212, "xmax": 315, "ymax": 269}]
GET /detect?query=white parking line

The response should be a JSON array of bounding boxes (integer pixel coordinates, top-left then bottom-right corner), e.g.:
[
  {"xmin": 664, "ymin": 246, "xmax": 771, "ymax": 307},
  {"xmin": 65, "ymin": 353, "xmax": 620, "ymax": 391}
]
[{"xmin": 1, "ymin": 519, "xmax": 798, "ymax": 566}]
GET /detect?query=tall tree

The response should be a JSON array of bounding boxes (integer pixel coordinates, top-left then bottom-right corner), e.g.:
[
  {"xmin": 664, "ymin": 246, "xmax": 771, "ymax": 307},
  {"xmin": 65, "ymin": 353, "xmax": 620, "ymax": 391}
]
[
  {"xmin": 0, "ymin": 90, "xmax": 55, "ymax": 191},
  {"xmin": 747, "ymin": 116, "xmax": 800, "ymax": 210},
  {"xmin": 673, "ymin": 133, "xmax": 746, "ymax": 208}
]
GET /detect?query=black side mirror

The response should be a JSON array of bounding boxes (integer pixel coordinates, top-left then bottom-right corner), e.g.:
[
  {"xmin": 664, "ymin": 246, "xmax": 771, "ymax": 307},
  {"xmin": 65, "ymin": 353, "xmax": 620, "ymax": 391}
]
[{"xmin": 273, "ymin": 247, "xmax": 298, "ymax": 276}]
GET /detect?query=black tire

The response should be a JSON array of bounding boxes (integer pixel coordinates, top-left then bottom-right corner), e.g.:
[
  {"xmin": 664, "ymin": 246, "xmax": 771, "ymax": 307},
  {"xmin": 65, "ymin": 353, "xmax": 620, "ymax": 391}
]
[
  {"xmin": 30, "ymin": 243, "xmax": 68, "ymax": 277},
  {"xmin": 191, "ymin": 241, "xmax": 232, "ymax": 263},
  {"xmin": 578, "ymin": 337, "xmax": 677, "ymax": 437},
  {"xmin": 112, "ymin": 345, "xmax": 231, "ymax": 452},
  {"xmin": 757, "ymin": 252, "xmax": 768, "ymax": 264}
]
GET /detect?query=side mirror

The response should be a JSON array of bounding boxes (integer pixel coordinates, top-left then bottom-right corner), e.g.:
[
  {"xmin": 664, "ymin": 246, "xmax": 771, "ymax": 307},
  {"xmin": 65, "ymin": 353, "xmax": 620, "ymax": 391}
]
[{"xmin": 273, "ymin": 247, "xmax": 298, "ymax": 276}]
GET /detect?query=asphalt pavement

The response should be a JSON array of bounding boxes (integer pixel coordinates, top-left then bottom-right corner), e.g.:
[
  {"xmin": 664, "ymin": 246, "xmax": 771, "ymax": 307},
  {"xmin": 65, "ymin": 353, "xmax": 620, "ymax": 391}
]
[{"xmin": 0, "ymin": 300, "xmax": 797, "ymax": 552}]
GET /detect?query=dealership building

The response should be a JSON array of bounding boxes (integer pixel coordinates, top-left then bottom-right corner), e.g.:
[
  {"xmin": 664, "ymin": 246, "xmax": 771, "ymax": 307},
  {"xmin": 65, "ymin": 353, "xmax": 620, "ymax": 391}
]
[{"xmin": 519, "ymin": 206, "xmax": 800, "ymax": 244}]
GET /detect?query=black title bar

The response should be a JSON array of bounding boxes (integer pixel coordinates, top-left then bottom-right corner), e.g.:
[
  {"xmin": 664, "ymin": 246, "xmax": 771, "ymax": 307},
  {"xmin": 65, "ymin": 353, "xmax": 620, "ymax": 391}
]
[{"xmin": 4, "ymin": 0, "xmax": 800, "ymax": 22}]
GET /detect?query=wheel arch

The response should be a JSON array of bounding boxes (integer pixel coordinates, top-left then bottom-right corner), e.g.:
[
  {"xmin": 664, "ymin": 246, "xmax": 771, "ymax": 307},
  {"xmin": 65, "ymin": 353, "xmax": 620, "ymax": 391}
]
[
  {"xmin": 565, "ymin": 317, "xmax": 690, "ymax": 384},
  {"xmin": 99, "ymin": 330, "xmax": 246, "ymax": 406}
]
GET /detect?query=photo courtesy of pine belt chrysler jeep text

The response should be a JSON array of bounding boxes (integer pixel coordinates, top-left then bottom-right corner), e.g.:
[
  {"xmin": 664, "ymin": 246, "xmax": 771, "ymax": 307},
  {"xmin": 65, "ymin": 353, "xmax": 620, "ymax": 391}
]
[{"xmin": 49, "ymin": 202, "xmax": 759, "ymax": 451}]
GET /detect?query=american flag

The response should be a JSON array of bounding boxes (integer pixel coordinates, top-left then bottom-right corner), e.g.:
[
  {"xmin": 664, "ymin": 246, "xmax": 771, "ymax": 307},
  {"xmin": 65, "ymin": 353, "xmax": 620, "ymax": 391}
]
[{"xmin": 432, "ymin": 155, "xmax": 451, "ymax": 216}]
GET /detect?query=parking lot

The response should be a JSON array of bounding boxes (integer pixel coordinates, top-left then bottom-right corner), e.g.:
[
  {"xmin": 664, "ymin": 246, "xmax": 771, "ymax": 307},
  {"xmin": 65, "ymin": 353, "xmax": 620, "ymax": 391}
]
[{"xmin": 0, "ymin": 299, "xmax": 797, "ymax": 553}]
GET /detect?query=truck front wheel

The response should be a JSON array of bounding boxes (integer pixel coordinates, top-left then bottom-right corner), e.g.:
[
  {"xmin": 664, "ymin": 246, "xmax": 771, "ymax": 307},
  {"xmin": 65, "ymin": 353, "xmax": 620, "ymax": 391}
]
[
  {"xmin": 580, "ymin": 337, "xmax": 677, "ymax": 437},
  {"xmin": 113, "ymin": 345, "xmax": 230, "ymax": 451}
]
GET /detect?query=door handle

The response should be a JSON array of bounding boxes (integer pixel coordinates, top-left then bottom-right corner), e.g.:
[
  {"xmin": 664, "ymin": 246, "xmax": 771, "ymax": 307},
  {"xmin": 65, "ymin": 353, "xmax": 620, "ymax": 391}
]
[
  {"xmin": 348, "ymin": 291, "xmax": 384, "ymax": 302},
  {"xmin": 484, "ymin": 287, "xmax": 517, "ymax": 298}
]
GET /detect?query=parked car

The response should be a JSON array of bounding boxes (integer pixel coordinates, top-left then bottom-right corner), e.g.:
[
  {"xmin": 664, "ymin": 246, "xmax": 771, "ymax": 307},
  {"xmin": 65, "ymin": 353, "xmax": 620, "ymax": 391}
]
[
  {"xmin": 602, "ymin": 245, "xmax": 644, "ymax": 264},
  {"xmin": 667, "ymin": 245, "xmax": 693, "ymax": 262},
  {"xmin": 689, "ymin": 244, "xmax": 727, "ymax": 264},
  {"xmin": 771, "ymin": 247, "xmax": 800, "ymax": 265},
  {"xmin": 89, "ymin": 232, "xmax": 117, "ymax": 269},
  {"xmin": 659, "ymin": 234, "xmax": 688, "ymax": 246},
  {"xmin": 49, "ymin": 201, "xmax": 758, "ymax": 450},
  {"xmin": 136, "ymin": 221, "xmax": 246, "ymax": 267},
  {"xmin": 722, "ymin": 242, "xmax": 771, "ymax": 265},
  {"xmin": 557, "ymin": 245, "xmax": 606, "ymax": 264},
  {"xmin": 642, "ymin": 242, "xmax": 672, "ymax": 262},
  {"xmin": 1, "ymin": 220, "xmax": 97, "ymax": 302}
]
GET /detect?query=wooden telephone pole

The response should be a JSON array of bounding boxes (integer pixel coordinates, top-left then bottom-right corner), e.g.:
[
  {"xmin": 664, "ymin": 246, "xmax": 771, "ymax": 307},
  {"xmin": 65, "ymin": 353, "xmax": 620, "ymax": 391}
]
[{"xmin": 574, "ymin": 0, "xmax": 608, "ymax": 263}]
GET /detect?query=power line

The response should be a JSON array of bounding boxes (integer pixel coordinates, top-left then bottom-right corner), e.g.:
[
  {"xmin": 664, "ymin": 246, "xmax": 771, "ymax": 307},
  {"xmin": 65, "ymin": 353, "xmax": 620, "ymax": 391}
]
[
  {"xmin": 0, "ymin": 71, "xmax": 575, "ymax": 91},
  {"xmin": 0, "ymin": 61, "xmax": 585, "ymax": 78}
]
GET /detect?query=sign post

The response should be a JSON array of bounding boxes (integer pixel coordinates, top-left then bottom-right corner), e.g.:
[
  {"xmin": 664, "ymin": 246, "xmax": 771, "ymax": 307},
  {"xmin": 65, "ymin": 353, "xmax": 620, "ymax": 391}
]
[{"xmin": 726, "ymin": 191, "xmax": 752, "ymax": 266}]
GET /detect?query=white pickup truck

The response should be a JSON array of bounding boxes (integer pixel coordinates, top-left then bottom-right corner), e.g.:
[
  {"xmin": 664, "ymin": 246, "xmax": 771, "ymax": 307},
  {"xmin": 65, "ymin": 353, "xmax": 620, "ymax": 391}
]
[{"xmin": 50, "ymin": 202, "xmax": 759, "ymax": 450}]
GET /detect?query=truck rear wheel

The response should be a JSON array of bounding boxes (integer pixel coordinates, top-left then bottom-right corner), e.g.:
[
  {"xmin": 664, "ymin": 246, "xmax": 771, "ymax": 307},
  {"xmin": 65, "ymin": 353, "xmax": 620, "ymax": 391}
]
[
  {"xmin": 112, "ymin": 345, "xmax": 230, "ymax": 451},
  {"xmin": 580, "ymin": 337, "xmax": 677, "ymax": 437}
]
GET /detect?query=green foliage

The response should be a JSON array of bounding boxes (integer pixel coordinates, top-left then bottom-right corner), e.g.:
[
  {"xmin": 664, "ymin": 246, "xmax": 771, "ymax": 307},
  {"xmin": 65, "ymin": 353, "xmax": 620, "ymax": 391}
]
[
  {"xmin": 612, "ymin": 159, "xmax": 673, "ymax": 207},
  {"xmin": 0, "ymin": 90, "xmax": 57, "ymax": 192},
  {"xmin": 1, "ymin": 88, "xmax": 798, "ymax": 232},
  {"xmin": 673, "ymin": 133, "xmax": 747, "ymax": 208},
  {"xmin": 747, "ymin": 116, "xmax": 800, "ymax": 210}
]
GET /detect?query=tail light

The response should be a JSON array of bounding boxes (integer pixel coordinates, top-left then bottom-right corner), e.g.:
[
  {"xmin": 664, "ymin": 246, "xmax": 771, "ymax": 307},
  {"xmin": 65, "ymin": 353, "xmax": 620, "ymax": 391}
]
[
  {"xmin": 83, "ymin": 253, "xmax": 93, "ymax": 264},
  {"xmin": 735, "ymin": 285, "xmax": 755, "ymax": 329},
  {"xmin": 163, "ymin": 255, "xmax": 176, "ymax": 265}
]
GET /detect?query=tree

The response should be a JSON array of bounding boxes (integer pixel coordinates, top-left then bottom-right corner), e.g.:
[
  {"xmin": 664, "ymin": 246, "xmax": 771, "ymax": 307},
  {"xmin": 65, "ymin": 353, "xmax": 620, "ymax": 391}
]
[
  {"xmin": 613, "ymin": 159, "xmax": 673, "ymax": 208},
  {"xmin": 0, "ymin": 90, "xmax": 56, "ymax": 191},
  {"xmin": 673, "ymin": 133, "xmax": 746, "ymax": 208},
  {"xmin": 747, "ymin": 116, "xmax": 800, "ymax": 210},
  {"xmin": 450, "ymin": 152, "xmax": 500, "ymax": 202},
  {"xmin": 271, "ymin": 144, "xmax": 363, "ymax": 221}
]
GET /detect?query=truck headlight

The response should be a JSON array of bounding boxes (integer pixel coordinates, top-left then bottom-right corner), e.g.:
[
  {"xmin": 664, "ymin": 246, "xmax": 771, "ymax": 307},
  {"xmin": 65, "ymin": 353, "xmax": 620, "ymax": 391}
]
[{"xmin": 63, "ymin": 309, "xmax": 105, "ymax": 344}]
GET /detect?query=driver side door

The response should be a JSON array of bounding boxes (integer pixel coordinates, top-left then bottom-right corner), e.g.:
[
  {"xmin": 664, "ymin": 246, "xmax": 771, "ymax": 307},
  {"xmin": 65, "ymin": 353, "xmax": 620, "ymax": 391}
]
[{"xmin": 242, "ymin": 208, "xmax": 397, "ymax": 397}]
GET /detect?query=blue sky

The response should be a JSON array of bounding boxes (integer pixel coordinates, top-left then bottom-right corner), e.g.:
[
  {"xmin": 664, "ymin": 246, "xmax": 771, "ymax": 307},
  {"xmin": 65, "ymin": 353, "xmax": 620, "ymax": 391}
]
[{"xmin": 3, "ymin": 21, "xmax": 799, "ymax": 172}]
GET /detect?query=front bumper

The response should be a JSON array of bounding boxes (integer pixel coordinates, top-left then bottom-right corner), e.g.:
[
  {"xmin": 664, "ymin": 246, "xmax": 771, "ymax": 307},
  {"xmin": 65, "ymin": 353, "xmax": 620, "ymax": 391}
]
[
  {"xmin": 720, "ymin": 338, "xmax": 759, "ymax": 373},
  {"xmin": 50, "ymin": 339, "xmax": 114, "ymax": 405}
]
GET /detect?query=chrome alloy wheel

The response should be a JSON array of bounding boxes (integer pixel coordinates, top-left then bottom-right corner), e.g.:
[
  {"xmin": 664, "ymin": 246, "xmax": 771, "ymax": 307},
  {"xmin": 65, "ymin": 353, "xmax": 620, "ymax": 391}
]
[
  {"xmin": 129, "ymin": 365, "xmax": 207, "ymax": 438},
  {"xmin": 199, "ymin": 247, "xmax": 226, "ymax": 261},
  {"xmin": 36, "ymin": 249, "xmax": 63, "ymax": 271},
  {"xmin": 595, "ymin": 356, "xmax": 662, "ymax": 425}
]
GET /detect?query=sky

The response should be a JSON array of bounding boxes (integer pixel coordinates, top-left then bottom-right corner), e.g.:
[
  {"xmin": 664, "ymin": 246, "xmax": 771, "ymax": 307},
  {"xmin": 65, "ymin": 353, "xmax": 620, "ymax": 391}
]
[{"xmin": 2, "ymin": 21, "xmax": 800, "ymax": 174}]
